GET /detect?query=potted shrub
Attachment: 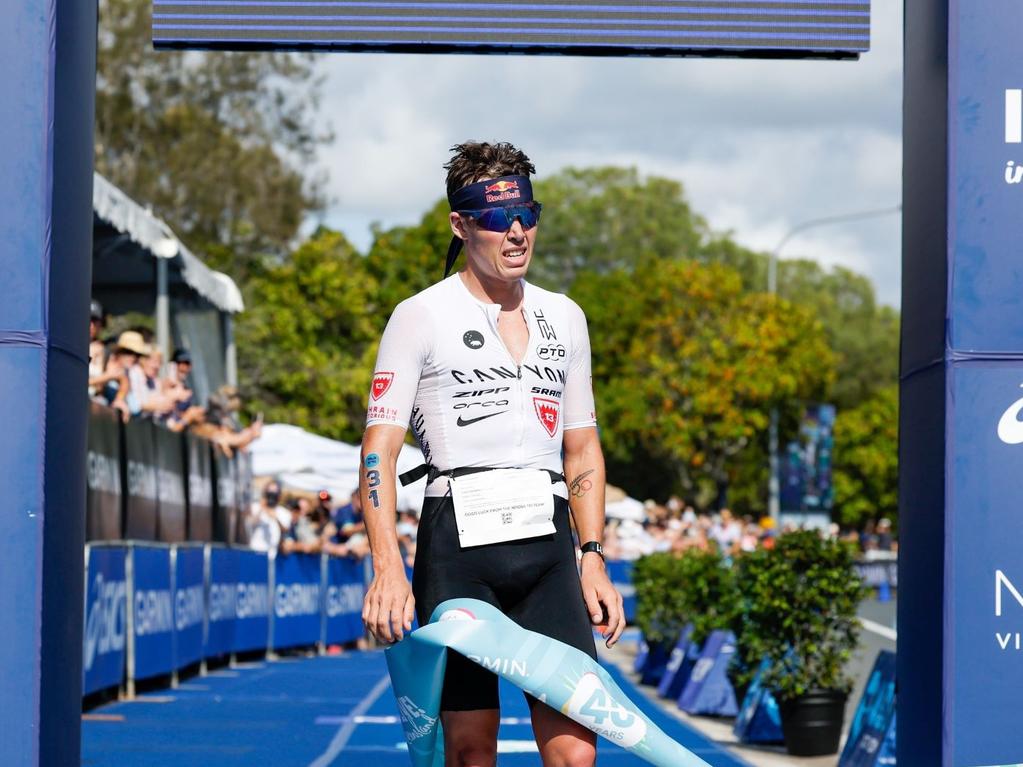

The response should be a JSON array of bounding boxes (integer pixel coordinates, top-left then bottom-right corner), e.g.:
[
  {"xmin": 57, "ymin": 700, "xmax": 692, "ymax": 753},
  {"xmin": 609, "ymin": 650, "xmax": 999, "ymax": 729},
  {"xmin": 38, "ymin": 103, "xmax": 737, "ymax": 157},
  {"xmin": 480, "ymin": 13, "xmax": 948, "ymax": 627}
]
[{"xmin": 735, "ymin": 529, "xmax": 866, "ymax": 756}]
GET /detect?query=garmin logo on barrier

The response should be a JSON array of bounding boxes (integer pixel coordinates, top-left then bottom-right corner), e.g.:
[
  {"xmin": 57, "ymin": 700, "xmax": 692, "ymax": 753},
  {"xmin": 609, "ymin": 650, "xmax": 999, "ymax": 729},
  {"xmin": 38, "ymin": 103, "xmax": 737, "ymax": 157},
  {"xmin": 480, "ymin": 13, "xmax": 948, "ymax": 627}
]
[
  {"xmin": 87, "ymin": 451, "xmax": 121, "ymax": 494},
  {"xmin": 218, "ymin": 477, "xmax": 236, "ymax": 505},
  {"xmin": 158, "ymin": 468, "xmax": 185, "ymax": 505},
  {"xmin": 236, "ymin": 582, "xmax": 270, "ymax": 618},
  {"xmin": 175, "ymin": 585, "xmax": 204, "ymax": 631},
  {"xmin": 127, "ymin": 461, "xmax": 158, "ymax": 499},
  {"xmin": 189, "ymin": 473, "xmax": 212, "ymax": 506},
  {"xmin": 208, "ymin": 582, "xmax": 237, "ymax": 622},
  {"xmin": 326, "ymin": 583, "xmax": 363, "ymax": 617},
  {"xmin": 275, "ymin": 582, "xmax": 320, "ymax": 617},
  {"xmin": 83, "ymin": 573, "xmax": 127, "ymax": 671},
  {"xmin": 134, "ymin": 589, "xmax": 174, "ymax": 636},
  {"xmin": 995, "ymin": 570, "xmax": 1023, "ymax": 651}
]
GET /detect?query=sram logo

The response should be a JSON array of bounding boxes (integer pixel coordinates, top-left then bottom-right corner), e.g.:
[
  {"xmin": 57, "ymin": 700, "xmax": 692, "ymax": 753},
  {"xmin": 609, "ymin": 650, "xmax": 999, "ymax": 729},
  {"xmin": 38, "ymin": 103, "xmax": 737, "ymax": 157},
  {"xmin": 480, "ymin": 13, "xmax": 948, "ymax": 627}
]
[{"xmin": 563, "ymin": 672, "xmax": 646, "ymax": 747}]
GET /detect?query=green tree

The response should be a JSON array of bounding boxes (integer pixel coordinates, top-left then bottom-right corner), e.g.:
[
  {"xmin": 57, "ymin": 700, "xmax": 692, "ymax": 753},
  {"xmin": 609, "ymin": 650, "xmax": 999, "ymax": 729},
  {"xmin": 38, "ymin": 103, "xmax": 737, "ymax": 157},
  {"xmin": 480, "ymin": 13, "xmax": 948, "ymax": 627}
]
[
  {"xmin": 832, "ymin": 385, "xmax": 899, "ymax": 528},
  {"xmin": 365, "ymin": 200, "xmax": 453, "ymax": 313},
  {"xmin": 572, "ymin": 259, "xmax": 835, "ymax": 509},
  {"xmin": 236, "ymin": 229, "xmax": 380, "ymax": 441},
  {"xmin": 530, "ymin": 167, "xmax": 707, "ymax": 292},
  {"xmin": 95, "ymin": 0, "xmax": 328, "ymax": 278},
  {"xmin": 776, "ymin": 260, "xmax": 899, "ymax": 410}
]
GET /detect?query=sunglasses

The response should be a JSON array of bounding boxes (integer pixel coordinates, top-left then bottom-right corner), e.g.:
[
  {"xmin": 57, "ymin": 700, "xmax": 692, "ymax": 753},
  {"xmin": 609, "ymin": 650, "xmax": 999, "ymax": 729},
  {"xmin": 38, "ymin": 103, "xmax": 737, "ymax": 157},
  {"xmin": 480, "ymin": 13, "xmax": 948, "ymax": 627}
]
[{"xmin": 458, "ymin": 201, "xmax": 542, "ymax": 232}]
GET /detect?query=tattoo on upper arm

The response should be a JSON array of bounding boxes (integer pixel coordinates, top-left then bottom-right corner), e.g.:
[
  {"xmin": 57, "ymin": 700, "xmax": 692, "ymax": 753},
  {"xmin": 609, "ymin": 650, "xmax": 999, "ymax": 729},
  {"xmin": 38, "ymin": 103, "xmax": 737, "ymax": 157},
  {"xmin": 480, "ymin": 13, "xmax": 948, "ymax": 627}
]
[
  {"xmin": 569, "ymin": 469, "xmax": 596, "ymax": 498},
  {"xmin": 364, "ymin": 452, "xmax": 380, "ymax": 468}
]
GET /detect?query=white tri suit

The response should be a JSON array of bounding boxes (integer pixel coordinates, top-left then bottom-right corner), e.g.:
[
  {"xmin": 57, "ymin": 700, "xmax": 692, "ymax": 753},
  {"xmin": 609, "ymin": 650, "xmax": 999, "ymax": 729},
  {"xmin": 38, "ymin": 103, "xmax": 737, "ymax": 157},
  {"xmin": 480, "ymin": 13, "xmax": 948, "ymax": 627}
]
[{"xmin": 366, "ymin": 272, "xmax": 599, "ymax": 711}]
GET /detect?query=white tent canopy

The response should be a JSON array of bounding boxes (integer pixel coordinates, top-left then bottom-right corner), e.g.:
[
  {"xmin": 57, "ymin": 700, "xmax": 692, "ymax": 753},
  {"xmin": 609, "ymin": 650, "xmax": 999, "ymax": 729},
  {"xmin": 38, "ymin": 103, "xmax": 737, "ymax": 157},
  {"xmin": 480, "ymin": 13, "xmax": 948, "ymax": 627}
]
[{"xmin": 250, "ymin": 423, "xmax": 428, "ymax": 514}]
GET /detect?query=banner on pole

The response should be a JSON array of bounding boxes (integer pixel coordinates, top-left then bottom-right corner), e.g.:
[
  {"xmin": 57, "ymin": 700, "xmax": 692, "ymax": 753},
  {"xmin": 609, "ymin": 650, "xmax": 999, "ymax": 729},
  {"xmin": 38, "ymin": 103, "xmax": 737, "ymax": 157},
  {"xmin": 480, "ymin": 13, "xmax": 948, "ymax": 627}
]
[
  {"xmin": 324, "ymin": 555, "xmax": 365, "ymax": 646},
  {"xmin": 129, "ymin": 545, "xmax": 174, "ymax": 681},
  {"xmin": 173, "ymin": 545, "xmax": 205, "ymax": 670},
  {"xmin": 272, "ymin": 553, "xmax": 321, "ymax": 650}
]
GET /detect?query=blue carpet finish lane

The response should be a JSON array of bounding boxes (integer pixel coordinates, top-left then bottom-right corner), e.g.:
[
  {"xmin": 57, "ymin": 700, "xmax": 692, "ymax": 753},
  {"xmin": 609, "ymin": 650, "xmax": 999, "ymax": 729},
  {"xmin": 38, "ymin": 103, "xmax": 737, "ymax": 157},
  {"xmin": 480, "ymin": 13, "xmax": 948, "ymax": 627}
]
[{"xmin": 82, "ymin": 651, "xmax": 748, "ymax": 766}]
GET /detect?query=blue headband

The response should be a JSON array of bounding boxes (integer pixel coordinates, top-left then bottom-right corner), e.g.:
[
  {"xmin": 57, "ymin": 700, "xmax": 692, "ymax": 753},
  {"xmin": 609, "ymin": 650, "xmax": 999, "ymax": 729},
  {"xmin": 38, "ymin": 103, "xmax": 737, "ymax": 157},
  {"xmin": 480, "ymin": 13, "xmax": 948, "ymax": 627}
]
[{"xmin": 444, "ymin": 175, "xmax": 534, "ymax": 277}]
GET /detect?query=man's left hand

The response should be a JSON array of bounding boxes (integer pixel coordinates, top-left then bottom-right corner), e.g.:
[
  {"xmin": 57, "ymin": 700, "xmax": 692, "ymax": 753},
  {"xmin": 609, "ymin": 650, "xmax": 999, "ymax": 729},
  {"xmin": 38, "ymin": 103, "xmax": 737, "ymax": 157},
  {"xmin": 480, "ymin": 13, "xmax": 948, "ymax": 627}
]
[{"xmin": 579, "ymin": 555, "xmax": 625, "ymax": 648}]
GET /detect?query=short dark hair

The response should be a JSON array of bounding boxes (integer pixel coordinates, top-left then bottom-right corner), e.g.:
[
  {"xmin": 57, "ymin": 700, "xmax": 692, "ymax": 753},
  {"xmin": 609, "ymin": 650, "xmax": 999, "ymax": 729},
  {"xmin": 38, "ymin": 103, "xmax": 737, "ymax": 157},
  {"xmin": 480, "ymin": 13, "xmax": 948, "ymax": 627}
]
[{"xmin": 444, "ymin": 141, "xmax": 536, "ymax": 197}]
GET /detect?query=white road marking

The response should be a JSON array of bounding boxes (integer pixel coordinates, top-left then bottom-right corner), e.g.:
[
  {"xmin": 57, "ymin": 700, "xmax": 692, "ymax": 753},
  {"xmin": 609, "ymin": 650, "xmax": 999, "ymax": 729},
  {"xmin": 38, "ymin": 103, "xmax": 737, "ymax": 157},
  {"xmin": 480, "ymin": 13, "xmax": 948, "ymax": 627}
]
[
  {"xmin": 859, "ymin": 617, "xmax": 897, "ymax": 642},
  {"xmin": 308, "ymin": 675, "xmax": 392, "ymax": 767},
  {"xmin": 395, "ymin": 740, "xmax": 539, "ymax": 753}
]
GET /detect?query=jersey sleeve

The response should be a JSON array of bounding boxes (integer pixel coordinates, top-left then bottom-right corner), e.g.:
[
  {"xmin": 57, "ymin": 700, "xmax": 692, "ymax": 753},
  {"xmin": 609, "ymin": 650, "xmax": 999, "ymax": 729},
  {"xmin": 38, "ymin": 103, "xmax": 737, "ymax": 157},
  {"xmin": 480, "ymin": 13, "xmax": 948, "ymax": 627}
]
[
  {"xmin": 365, "ymin": 298, "xmax": 431, "ymax": 430},
  {"xmin": 563, "ymin": 298, "xmax": 597, "ymax": 430}
]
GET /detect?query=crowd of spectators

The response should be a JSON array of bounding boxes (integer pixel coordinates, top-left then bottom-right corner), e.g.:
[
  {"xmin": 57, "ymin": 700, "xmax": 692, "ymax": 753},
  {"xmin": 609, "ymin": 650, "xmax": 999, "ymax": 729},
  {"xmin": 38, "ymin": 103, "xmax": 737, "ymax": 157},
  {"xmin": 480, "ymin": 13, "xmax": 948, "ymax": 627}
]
[
  {"xmin": 87, "ymin": 299, "xmax": 261, "ymax": 456},
  {"xmin": 602, "ymin": 496, "xmax": 896, "ymax": 561},
  {"xmin": 245, "ymin": 480, "xmax": 419, "ymax": 569}
]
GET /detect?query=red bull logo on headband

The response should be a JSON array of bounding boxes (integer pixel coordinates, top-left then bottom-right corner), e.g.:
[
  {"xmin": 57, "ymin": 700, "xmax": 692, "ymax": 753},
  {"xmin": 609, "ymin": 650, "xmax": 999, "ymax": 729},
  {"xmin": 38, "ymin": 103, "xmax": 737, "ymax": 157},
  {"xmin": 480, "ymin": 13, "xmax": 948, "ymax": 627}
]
[{"xmin": 484, "ymin": 179, "xmax": 522, "ymax": 203}]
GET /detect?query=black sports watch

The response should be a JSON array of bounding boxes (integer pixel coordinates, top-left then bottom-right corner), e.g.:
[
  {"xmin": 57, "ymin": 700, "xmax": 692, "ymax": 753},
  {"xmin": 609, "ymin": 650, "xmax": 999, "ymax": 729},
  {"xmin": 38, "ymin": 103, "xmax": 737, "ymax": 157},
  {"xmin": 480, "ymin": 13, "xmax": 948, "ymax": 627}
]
[{"xmin": 580, "ymin": 541, "xmax": 605, "ymax": 561}]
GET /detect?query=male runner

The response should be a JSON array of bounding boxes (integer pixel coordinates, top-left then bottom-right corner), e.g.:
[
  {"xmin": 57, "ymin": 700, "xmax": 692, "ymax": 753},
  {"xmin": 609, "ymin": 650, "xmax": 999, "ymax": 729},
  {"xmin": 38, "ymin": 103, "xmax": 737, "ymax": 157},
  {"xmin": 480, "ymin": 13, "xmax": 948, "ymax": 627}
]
[{"xmin": 360, "ymin": 141, "xmax": 624, "ymax": 767}]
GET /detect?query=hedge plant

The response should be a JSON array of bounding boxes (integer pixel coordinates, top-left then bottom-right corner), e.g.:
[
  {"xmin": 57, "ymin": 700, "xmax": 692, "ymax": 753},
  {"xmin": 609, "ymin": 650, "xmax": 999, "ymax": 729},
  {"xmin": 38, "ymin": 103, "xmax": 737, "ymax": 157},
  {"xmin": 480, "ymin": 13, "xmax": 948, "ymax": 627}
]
[
  {"xmin": 734, "ymin": 530, "xmax": 866, "ymax": 701},
  {"xmin": 633, "ymin": 549, "xmax": 743, "ymax": 647}
]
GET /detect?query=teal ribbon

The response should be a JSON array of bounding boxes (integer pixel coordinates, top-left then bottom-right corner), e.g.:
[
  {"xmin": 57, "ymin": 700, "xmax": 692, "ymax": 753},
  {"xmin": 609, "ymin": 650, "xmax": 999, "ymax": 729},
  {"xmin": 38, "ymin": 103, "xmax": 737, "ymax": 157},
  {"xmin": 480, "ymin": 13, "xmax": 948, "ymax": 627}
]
[{"xmin": 384, "ymin": 598, "xmax": 712, "ymax": 767}]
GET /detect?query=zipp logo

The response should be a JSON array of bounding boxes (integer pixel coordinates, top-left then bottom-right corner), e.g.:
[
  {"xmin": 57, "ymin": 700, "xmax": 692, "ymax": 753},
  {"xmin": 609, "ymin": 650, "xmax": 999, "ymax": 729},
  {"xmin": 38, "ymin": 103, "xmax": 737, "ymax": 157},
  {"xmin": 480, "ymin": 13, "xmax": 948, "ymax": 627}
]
[{"xmin": 996, "ymin": 384, "xmax": 1023, "ymax": 444}]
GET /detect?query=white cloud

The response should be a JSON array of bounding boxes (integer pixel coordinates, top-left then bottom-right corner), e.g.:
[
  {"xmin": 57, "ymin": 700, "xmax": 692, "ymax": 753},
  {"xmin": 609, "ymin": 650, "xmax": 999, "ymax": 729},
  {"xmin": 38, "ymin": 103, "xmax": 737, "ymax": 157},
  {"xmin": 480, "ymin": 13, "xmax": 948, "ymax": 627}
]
[{"xmin": 312, "ymin": 2, "xmax": 903, "ymax": 307}]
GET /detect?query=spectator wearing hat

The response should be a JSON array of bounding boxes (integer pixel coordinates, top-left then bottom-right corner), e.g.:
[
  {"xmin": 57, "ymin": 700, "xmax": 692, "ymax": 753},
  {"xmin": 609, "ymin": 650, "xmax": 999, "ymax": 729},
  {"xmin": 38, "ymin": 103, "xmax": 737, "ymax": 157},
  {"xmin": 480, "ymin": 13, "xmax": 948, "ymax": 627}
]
[{"xmin": 87, "ymin": 300, "xmax": 109, "ymax": 398}]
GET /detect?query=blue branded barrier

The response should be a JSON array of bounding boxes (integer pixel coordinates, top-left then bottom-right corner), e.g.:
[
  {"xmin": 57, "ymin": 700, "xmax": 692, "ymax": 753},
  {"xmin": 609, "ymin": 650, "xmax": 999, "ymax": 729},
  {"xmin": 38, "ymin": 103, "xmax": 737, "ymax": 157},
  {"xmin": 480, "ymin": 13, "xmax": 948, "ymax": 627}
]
[
  {"xmin": 205, "ymin": 546, "xmax": 238, "ymax": 659},
  {"xmin": 638, "ymin": 638, "xmax": 673, "ymax": 686},
  {"xmin": 233, "ymin": 550, "xmax": 271, "ymax": 653},
  {"xmin": 605, "ymin": 559, "xmax": 636, "ymax": 623},
  {"xmin": 272, "ymin": 553, "xmax": 322, "ymax": 650},
  {"xmin": 82, "ymin": 545, "xmax": 128, "ymax": 695},
  {"xmin": 677, "ymin": 630, "xmax": 739, "ymax": 716},
  {"xmin": 173, "ymin": 545, "xmax": 205, "ymax": 670},
  {"xmin": 733, "ymin": 657, "xmax": 784, "ymax": 745},
  {"xmin": 839, "ymin": 650, "xmax": 896, "ymax": 767},
  {"xmin": 656, "ymin": 624, "xmax": 699, "ymax": 700},
  {"xmin": 128, "ymin": 545, "xmax": 175, "ymax": 681},
  {"xmin": 324, "ymin": 556, "xmax": 365, "ymax": 645}
]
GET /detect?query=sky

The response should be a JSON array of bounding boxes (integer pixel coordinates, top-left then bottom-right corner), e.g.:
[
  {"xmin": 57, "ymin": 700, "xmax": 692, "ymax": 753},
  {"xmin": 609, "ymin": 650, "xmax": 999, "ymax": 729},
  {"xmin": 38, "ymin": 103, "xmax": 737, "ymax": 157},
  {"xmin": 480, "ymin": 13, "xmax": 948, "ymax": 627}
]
[{"xmin": 314, "ymin": 2, "xmax": 903, "ymax": 307}]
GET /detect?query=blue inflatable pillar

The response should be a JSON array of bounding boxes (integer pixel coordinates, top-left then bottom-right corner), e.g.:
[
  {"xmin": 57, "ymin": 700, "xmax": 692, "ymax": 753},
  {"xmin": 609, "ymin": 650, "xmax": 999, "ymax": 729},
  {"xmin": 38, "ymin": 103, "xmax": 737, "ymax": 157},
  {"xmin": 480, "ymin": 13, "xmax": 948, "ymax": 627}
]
[
  {"xmin": 0, "ymin": 0, "xmax": 95, "ymax": 763},
  {"xmin": 903, "ymin": 2, "xmax": 1023, "ymax": 764}
]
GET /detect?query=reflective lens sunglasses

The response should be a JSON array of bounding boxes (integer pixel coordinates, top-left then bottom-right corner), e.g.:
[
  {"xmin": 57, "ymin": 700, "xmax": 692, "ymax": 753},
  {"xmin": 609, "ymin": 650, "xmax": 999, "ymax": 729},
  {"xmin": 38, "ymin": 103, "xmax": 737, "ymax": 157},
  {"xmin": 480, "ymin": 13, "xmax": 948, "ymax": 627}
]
[{"xmin": 458, "ymin": 201, "xmax": 542, "ymax": 232}]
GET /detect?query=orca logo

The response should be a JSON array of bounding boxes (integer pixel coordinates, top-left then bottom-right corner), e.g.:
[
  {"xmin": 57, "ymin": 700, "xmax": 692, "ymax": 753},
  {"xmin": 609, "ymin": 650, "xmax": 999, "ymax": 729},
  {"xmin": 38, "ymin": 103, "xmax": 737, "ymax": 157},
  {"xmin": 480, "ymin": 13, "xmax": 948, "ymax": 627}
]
[
  {"xmin": 397, "ymin": 695, "xmax": 437, "ymax": 741},
  {"xmin": 997, "ymin": 384, "xmax": 1023, "ymax": 444},
  {"xmin": 463, "ymin": 330, "xmax": 485, "ymax": 350}
]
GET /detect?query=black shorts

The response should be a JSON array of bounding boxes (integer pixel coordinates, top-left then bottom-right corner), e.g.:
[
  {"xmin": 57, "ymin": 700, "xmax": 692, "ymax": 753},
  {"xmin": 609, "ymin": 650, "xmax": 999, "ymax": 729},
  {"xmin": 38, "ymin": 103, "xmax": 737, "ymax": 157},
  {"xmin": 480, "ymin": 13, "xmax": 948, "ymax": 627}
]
[{"xmin": 412, "ymin": 494, "xmax": 597, "ymax": 712}]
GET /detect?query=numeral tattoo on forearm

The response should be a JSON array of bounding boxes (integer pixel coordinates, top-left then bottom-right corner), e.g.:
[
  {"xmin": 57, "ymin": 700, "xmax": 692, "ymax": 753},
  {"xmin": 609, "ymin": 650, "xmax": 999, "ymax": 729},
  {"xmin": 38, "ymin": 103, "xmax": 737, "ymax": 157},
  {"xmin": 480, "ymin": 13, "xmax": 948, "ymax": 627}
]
[
  {"xmin": 365, "ymin": 468, "xmax": 381, "ymax": 508},
  {"xmin": 570, "ymin": 469, "xmax": 595, "ymax": 498}
]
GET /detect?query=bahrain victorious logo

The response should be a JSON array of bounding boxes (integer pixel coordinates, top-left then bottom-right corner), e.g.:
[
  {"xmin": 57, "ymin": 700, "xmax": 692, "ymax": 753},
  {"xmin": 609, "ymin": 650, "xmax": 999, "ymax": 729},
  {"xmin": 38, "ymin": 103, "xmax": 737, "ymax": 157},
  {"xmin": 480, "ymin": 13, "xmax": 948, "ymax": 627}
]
[
  {"xmin": 371, "ymin": 372, "xmax": 394, "ymax": 401},
  {"xmin": 533, "ymin": 397, "xmax": 560, "ymax": 437}
]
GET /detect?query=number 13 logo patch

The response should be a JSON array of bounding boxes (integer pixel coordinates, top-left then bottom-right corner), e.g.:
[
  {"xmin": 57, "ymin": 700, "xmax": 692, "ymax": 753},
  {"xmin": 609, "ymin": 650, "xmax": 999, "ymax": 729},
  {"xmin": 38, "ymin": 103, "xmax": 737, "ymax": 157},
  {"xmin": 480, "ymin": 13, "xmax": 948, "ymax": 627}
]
[{"xmin": 533, "ymin": 397, "xmax": 560, "ymax": 437}]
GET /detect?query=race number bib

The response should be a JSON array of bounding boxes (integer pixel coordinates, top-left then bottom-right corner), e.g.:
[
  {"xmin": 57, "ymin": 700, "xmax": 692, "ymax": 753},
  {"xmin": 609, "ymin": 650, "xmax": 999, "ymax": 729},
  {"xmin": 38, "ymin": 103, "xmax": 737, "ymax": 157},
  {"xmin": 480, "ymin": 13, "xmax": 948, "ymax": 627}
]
[{"xmin": 449, "ymin": 469, "xmax": 556, "ymax": 547}]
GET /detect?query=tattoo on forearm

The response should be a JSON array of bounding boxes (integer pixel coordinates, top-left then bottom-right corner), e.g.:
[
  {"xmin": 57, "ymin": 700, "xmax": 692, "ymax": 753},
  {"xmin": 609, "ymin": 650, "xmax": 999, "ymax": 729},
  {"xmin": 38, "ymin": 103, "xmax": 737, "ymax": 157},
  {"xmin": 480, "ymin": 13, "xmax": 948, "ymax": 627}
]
[
  {"xmin": 365, "ymin": 467, "xmax": 381, "ymax": 508},
  {"xmin": 570, "ymin": 469, "xmax": 596, "ymax": 498}
]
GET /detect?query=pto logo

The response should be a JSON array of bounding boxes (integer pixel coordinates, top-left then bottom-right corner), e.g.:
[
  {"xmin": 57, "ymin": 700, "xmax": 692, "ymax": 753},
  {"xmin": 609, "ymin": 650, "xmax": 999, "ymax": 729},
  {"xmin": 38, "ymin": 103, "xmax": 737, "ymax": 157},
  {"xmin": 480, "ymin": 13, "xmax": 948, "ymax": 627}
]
[
  {"xmin": 484, "ymin": 179, "xmax": 521, "ymax": 203},
  {"xmin": 533, "ymin": 397, "xmax": 560, "ymax": 437},
  {"xmin": 997, "ymin": 384, "xmax": 1023, "ymax": 444},
  {"xmin": 371, "ymin": 371, "xmax": 394, "ymax": 400},
  {"xmin": 397, "ymin": 695, "xmax": 437, "ymax": 741},
  {"xmin": 563, "ymin": 672, "xmax": 647, "ymax": 747}
]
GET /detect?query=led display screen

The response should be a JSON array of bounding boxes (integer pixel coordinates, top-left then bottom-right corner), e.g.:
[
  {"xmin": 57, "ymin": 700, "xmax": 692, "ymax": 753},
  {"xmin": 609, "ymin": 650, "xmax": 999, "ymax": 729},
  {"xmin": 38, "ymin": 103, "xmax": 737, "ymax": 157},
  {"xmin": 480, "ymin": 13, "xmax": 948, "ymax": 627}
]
[{"xmin": 154, "ymin": 1, "xmax": 870, "ymax": 58}]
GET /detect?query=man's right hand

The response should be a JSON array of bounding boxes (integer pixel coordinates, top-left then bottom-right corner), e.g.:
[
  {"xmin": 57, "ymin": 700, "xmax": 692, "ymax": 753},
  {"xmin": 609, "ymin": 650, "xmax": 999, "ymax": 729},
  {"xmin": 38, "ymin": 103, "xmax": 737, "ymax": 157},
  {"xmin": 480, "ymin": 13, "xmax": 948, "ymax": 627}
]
[{"xmin": 362, "ymin": 563, "xmax": 415, "ymax": 644}]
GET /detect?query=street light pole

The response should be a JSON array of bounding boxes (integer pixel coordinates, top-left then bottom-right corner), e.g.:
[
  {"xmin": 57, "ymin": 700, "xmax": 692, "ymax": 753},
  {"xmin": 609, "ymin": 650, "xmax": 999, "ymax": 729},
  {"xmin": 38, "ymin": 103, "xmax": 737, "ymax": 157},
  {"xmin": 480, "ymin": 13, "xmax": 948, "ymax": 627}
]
[{"xmin": 766, "ymin": 205, "xmax": 901, "ymax": 521}]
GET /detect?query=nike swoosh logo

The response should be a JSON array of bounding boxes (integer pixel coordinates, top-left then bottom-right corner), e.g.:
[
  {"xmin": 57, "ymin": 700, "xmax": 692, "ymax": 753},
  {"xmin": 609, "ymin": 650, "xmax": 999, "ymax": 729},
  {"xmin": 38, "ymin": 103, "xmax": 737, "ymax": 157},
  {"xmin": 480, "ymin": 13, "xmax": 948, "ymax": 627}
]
[{"xmin": 456, "ymin": 411, "xmax": 508, "ymax": 427}]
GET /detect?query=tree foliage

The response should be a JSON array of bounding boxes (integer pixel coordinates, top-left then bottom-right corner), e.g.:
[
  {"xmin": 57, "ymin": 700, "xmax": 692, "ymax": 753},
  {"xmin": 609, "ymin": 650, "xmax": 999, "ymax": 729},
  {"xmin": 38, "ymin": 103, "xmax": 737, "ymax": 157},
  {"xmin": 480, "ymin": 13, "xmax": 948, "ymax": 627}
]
[
  {"xmin": 832, "ymin": 385, "xmax": 899, "ymax": 528},
  {"xmin": 236, "ymin": 229, "xmax": 380, "ymax": 442},
  {"xmin": 95, "ymin": 0, "xmax": 328, "ymax": 278},
  {"xmin": 572, "ymin": 259, "xmax": 835, "ymax": 508},
  {"xmin": 529, "ymin": 167, "xmax": 707, "ymax": 292}
]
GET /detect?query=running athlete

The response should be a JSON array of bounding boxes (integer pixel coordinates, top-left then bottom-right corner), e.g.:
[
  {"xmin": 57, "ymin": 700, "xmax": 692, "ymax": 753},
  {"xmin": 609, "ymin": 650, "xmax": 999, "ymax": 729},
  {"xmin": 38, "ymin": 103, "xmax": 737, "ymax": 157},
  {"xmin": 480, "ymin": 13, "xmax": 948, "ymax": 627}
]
[{"xmin": 360, "ymin": 141, "xmax": 624, "ymax": 767}]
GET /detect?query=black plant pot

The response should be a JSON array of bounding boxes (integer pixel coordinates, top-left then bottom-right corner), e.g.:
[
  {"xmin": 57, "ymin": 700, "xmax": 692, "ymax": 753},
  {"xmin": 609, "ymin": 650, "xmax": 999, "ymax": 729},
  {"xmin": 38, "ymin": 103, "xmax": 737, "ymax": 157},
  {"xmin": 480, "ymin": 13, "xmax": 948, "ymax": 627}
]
[{"xmin": 779, "ymin": 689, "xmax": 847, "ymax": 756}]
